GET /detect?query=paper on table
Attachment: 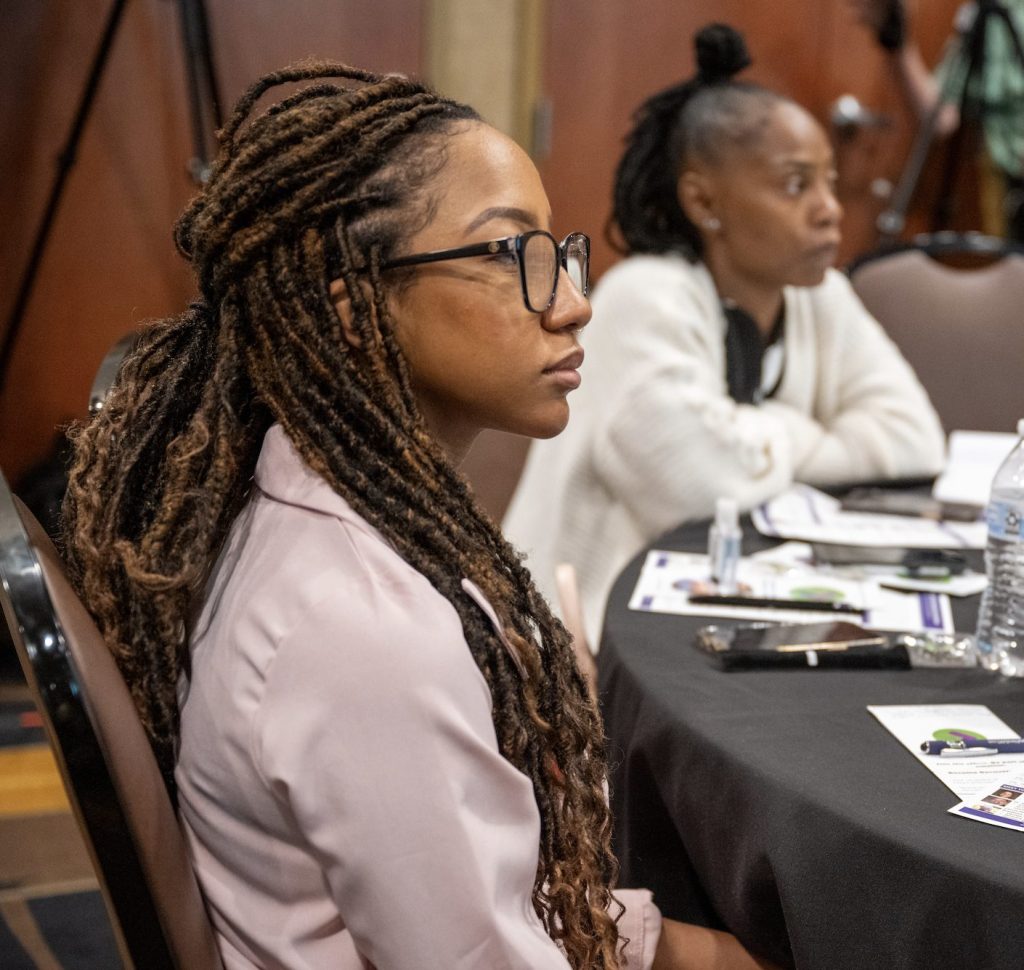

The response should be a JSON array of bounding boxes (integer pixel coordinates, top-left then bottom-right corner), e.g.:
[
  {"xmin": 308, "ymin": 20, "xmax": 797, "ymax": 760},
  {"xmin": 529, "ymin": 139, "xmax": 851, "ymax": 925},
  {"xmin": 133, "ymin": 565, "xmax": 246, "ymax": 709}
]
[
  {"xmin": 752, "ymin": 484, "xmax": 987, "ymax": 549},
  {"xmin": 868, "ymin": 704, "xmax": 1024, "ymax": 800},
  {"xmin": 629, "ymin": 549, "xmax": 953, "ymax": 632},
  {"xmin": 949, "ymin": 773, "xmax": 1024, "ymax": 832},
  {"xmin": 933, "ymin": 430, "xmax": 1017, "ymax": 506}
]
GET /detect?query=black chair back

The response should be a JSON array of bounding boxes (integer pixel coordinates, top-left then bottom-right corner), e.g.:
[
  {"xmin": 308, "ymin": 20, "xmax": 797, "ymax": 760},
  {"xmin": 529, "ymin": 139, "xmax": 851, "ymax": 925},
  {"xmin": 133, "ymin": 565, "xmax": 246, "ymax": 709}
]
[
  {"xmin": 88, "ymin": 333, "xmax": 138, "ymax": 416},
  {"xmin": 0, "ymin": 467, "xmax": 222, "ymax": 969}
]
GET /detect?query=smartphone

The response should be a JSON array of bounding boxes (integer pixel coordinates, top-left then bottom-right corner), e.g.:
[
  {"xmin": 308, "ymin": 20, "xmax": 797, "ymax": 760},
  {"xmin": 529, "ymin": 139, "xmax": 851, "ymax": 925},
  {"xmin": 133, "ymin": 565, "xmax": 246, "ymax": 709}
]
[
  {"xmin": 839, "ymin": 487, "xmax": 981, "ymax": 523},
  {"xmin": 695, "ymin": 620, "xmax": 881, "ymax": 654},
  {"xmin": 694, "ymin": 621, "xmax": 910, "ymax": 671},
  {"xmin": 810, "ymin": 543, "xmax": 968, "ymax": 575}
]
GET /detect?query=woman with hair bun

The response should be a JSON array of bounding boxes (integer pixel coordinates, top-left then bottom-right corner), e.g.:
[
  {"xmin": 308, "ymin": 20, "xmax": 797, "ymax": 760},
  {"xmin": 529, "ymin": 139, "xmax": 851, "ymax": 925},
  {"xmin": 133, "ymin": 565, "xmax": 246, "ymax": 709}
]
[{"xmin": 504, "ymin": 23, "xmax": 945, "ymax": 641}]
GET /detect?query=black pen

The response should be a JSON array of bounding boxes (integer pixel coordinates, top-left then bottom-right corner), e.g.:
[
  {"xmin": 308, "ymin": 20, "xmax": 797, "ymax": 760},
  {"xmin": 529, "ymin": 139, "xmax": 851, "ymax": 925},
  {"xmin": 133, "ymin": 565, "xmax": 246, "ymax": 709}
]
[{"xmin": 687, "ymin": 594, "xmax": 864, "ymax": 614}]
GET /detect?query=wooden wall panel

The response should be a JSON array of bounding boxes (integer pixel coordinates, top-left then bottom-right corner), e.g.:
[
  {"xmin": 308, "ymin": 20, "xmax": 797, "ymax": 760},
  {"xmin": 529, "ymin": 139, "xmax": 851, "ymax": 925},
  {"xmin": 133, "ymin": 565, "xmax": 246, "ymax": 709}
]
[{"xmin": 0, "ymin": 0, "xmax": 423, "ymax": 481}]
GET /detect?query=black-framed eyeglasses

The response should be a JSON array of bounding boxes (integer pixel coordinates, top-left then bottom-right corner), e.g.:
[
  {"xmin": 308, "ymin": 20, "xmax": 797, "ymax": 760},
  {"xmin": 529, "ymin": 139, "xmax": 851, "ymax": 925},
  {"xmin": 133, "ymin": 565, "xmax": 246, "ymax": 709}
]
[{"xmin": 379, "ymin": 230, "xmax": 590, "ymax": 313}]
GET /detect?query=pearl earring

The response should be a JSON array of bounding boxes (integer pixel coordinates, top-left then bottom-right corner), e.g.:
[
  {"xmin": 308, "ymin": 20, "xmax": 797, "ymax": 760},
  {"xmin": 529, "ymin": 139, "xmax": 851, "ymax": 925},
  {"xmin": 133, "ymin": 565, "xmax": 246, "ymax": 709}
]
[{"xmin": 704, "ymin": 217, "xmax": 721, "ymax": 231}]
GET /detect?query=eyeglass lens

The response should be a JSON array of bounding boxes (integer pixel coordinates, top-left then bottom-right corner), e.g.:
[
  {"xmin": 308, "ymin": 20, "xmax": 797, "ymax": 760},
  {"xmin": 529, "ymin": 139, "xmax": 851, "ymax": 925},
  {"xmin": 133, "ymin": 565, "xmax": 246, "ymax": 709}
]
[
  {"xmin": 522, "ymin": 234, "xmax": 559, "ymax": 313},
  {"xmin": 521, "ymin": 233, "xmax": 589, "ymax": 312}
]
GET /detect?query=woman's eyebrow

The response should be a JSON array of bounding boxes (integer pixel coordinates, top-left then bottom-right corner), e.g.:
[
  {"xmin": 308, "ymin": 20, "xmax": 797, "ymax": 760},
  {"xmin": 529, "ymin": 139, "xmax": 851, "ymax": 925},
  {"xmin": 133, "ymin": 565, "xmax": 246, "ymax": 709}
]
[
  {"xmin": 465, "ymin": 206, "xmax": 539, "ymax": 232},
  {"xmin": 774, "ymin": 156, "xmax": 835, "ymax": 171}
]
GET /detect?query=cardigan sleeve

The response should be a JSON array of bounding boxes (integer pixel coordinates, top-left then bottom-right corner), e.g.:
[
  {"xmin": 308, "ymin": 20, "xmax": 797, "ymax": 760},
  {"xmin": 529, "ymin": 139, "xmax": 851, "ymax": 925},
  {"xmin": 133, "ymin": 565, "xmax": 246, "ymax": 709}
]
[
  {"xmin": 588, "ymin": 260, "xmax": 801, "ymax": 533},
  {"xmin": 252, "ymin": 547, "xmax": 661, "ymax": 970},
  {"xmin": 759, "ymin": 271, "xmax": 946, "ymax": 486},
  {"xmin": 588, "ymin": 262, "xmax": 944, "ymax": 534}
]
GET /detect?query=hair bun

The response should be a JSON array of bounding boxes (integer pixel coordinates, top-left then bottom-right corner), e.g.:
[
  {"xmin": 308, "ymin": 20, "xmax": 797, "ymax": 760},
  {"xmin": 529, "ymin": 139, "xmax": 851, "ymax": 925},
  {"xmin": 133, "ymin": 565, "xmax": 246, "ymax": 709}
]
[{"xmin": 694, "ymin": 23, "xmax": 751, "ymax": 83}]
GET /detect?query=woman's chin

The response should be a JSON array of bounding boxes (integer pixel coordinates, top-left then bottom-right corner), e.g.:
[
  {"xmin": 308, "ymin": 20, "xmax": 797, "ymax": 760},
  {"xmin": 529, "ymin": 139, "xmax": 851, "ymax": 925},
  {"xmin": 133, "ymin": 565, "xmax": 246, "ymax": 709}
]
[
  {"xmin": 798, "ymin": 249, "xmax": 839, "ymax": 287},
  {"xmin": 788, "ymin": 265, "xmax": 830, "ymax": 289},
  {"xmin": 503, "ymin": 404, "xmax": 571, "ymax": 441}
]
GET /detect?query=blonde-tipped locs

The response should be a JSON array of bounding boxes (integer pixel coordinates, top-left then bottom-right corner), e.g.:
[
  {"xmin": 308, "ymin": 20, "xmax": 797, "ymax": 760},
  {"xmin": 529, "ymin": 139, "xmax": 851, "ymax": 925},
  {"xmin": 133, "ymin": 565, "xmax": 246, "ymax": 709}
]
[{"xmin": 63, "ymin": 62, "xmax": 623, "ymax": 969}]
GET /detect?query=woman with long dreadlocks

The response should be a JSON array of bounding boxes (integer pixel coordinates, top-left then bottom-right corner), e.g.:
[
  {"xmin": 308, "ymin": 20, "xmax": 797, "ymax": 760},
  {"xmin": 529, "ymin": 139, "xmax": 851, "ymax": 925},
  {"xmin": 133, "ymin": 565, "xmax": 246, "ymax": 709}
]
[
  {"xmin": 504, "ymin": 23, "xmax": 946, "ymax": 643},
  {"xmin": 62, "ymin": 62, "xmax": 773, "ymax": 970}
]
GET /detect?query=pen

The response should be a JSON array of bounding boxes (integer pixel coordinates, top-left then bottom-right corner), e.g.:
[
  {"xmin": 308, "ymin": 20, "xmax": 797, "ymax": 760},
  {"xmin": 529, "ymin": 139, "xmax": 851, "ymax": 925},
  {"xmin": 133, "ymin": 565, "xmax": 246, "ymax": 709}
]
[
  {"xmin": 687, "ymin": 594, "xmax": 864, "ymax": 614},
  {"xmin": 921, "ymin": 738, "xmax": 1024, "ymax": 755},
  {"xmin": 938, "ymin": 748, "xmax": 1001, "ymax": 757}
]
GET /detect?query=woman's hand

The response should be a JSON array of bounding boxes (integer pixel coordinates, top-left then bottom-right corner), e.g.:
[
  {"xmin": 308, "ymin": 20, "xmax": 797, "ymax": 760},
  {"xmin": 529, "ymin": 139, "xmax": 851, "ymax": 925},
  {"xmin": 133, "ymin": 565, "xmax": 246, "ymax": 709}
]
[
  {"xmin": 652, "ymin": 918, "xmax": 782, "ymax": 970},
  {"xmin": 848, "ymin": 0, "xmax": 908, "ymax": 50},
  {"xmin": 847, "ymin": 0, "xmax": 897, "ymax": 34}
]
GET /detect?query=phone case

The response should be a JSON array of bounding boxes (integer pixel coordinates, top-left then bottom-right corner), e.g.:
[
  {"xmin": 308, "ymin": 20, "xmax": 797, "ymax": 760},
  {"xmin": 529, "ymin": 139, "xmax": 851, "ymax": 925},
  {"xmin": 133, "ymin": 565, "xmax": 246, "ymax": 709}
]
[
  {"xmin": 694, "ymin": 622, "xmax": 912, "ymax": 671},
  {"xmin": 712, "ymin": 644, "xmax": 911, "ymax": 671}
]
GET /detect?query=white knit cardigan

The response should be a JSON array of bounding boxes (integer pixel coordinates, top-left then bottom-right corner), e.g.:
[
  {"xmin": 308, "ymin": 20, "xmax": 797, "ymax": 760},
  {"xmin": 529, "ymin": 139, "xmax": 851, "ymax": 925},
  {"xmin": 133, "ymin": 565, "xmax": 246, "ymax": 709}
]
[{"xmin": 502, "ymin": 254, "xmax": 946, "ymax": 643}]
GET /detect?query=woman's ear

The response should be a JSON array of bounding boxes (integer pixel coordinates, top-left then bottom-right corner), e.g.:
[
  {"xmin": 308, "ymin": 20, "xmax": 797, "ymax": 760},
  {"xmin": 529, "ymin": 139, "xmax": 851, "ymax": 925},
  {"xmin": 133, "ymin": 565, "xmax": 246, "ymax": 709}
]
[
  {"xmin": 329, "ymin": 277, "xmax": 363, "ymax": 349},
  {"xmin": 677, "ymin": 169, "xmax": 717, "ymax": 232}
]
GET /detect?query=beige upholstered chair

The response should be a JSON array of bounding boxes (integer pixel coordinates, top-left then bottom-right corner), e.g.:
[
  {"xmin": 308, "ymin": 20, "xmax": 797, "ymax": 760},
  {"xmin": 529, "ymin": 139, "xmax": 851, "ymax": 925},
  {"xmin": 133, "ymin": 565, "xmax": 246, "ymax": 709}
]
[
  {"xmin": 555, "ymin": 562, "xmax": 598, "ymax": 702},
  {"xmin": 848, "ymin": 232, "xmax": 1024, "ymax": 433},
  {"xmin": 0, "ymin": 468, "xmax": 222, "ymax": 969}
]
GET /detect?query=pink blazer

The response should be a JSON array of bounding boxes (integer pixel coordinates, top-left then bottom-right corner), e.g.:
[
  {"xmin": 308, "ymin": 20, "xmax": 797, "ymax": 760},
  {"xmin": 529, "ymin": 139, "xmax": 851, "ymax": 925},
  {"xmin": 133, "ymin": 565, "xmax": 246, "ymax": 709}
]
[{"xmin": 176, "ymin": 425, "xmax": 661, "ymax": 969}]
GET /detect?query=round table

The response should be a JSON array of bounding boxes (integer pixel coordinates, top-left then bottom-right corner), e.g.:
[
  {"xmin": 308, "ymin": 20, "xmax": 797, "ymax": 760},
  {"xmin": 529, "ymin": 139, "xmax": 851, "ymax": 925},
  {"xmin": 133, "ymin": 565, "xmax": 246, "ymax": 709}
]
[{"xmin": 599, "ymin": 520, "xmax": 1024, "ymax": 970}]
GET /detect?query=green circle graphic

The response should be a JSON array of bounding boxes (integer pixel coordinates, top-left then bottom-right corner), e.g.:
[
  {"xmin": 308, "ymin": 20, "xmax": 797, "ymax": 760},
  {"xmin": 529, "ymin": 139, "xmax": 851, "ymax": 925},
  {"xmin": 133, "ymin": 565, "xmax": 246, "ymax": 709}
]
[
  {"xmin": 789, "ymin": 585, "xmax": 845, "ymax": 602},
  {"xmin": 932, "ymin": 728, "xmax": 987, "ymax": 743}
]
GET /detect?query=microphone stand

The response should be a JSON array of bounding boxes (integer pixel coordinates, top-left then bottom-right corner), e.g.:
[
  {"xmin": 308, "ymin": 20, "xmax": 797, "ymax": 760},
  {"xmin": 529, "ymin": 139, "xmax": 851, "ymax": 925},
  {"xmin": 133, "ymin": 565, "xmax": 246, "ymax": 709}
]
[
  {"xmin": 0, "ymin": 0, "xmax": 223, "ymax": 399},
  {"xmin": 876, "ymin": 0, "xmax": 1024, "ymax": 241}
]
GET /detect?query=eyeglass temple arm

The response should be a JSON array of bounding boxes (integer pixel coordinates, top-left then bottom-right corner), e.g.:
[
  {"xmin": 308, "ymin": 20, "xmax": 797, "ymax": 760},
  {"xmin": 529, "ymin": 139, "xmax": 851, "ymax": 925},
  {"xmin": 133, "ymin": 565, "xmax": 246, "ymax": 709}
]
[{"xmin": 380, "ymin": 239, "xmax": 512, "ymax": 271}]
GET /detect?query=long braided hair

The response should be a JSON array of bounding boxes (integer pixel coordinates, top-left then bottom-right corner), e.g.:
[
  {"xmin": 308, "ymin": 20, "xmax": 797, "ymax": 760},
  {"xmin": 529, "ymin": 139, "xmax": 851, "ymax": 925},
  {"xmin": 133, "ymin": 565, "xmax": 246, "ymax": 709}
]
[
  {"xmin": 609, "ymin": 23, "xmax": 787, "ymax": 259},
  {"xmin": 63, "ymin": 62, "xmax": 623, "ymax": 969}
]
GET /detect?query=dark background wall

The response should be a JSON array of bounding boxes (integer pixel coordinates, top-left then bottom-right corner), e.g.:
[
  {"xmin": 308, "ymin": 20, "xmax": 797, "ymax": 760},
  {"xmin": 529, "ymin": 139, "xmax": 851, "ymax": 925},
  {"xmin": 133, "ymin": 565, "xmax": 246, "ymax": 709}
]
[{"xmin": 0, "ymin": 0, "xmax": 967, "ymax": 482}]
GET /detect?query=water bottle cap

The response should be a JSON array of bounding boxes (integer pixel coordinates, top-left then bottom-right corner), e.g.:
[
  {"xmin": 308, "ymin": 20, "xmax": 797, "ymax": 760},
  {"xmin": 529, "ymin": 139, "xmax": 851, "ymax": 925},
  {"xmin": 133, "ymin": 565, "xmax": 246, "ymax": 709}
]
[{"xmin": 715, "ymin": 496, "xmax": 739, "ymax": 530}]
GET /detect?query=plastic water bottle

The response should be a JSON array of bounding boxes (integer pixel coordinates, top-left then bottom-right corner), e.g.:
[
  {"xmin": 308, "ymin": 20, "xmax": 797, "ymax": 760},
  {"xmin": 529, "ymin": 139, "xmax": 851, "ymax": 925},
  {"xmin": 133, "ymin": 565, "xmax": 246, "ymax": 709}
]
[
  {"xmin": 975, "ymin": 419, "xmax": 1024, "ymax": 676},
  {"xmin": 708, "ymin": 497, "xmax": 742, "ymax": 594}
]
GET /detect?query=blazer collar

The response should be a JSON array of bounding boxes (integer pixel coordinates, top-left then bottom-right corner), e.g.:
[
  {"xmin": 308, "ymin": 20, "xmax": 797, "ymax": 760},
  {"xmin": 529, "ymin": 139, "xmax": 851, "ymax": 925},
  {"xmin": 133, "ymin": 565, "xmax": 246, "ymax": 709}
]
[{"xmin": 254, "ymin": 424, "xmax": 362, "ymax": 525}]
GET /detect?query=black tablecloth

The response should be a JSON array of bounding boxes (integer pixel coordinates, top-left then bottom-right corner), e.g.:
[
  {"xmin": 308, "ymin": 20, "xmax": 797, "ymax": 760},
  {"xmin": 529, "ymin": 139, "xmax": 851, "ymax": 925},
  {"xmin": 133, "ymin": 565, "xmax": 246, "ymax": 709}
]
[{"xmin": 599, "ymin": 520, "xmax": 1024, "ymax": 970}]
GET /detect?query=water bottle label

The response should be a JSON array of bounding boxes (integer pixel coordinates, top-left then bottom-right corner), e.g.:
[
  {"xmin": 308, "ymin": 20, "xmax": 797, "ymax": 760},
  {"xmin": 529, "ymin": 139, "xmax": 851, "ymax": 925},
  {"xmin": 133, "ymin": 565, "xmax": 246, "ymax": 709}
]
[{"xmin": 987, "ymin": 500, "xmax": 1024, "ymax": 542}]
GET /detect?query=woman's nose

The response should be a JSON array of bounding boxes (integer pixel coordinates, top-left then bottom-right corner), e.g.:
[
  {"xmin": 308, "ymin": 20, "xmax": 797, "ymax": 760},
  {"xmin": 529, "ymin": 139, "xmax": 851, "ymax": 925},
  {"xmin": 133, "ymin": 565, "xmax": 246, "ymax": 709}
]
[
  {"xmin": 543, "ymin": 272, "xmax": 592, "ymax": 332},
  {"xmin": 817, "ymin": 183, "xmax": 844, "ymax": 226}
]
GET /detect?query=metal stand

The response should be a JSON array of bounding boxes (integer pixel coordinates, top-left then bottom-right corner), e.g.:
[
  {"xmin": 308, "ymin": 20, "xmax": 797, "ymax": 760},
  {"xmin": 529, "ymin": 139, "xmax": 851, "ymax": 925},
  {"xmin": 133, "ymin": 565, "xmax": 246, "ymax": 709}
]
[
  {"xmin": 0, "ymin": 0, "xmax": 223, "ymax": 398},
  {"xmin": 176, "ymin": 0, "xmax": 223, "ymax": 184},
  {"xmin": 877, "ymin": 0, "xmax": 1024, "ymax": 240}
]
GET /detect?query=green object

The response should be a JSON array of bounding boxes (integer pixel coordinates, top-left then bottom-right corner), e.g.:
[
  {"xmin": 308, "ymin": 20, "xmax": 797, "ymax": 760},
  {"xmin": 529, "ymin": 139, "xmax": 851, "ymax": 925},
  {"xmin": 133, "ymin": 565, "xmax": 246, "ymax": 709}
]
[
  {"xmin": 932, "ymin": 727, "xmax": 986, "ymax": 743},
  {"xmin": 789, "ymin": 585, "xmax": 846, "ymax": 602},
  {"xmin": 936, "ymin": 0, "xmax": 1024, "ymax": 178}
]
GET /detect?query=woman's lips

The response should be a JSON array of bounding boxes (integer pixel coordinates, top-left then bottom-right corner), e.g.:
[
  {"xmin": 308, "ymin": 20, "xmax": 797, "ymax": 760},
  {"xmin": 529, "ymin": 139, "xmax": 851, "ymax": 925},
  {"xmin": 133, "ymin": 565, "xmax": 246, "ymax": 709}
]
[
  {"xmin": 809, "ymin": 241, "xmax": 840, "ymax": 263},
  {"xmin": 544, "ymin": 348, "xmax": 584, "ymax": 389}
]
